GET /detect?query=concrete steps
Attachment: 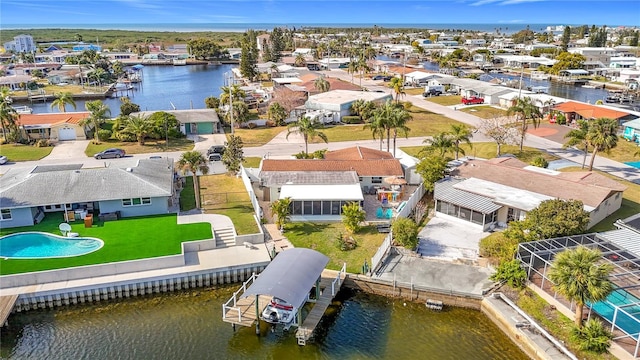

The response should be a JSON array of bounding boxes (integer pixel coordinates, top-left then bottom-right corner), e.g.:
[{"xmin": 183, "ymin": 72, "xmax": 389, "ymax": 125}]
[{"xmin": 214, "ymin": 227, "xmax": 236, "ymax": 248}]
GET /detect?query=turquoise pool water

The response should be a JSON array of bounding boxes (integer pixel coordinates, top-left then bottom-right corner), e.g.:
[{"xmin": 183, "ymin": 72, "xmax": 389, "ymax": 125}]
[
  {"xmin": 0, "ymin": 232, "xmax": 103, "ymax": 259},
  {"xmin": 591, "ymin": 289, "xmax": 640, "ymax": 336},
  {"xmin": 625, "ymin": 161, "xmax": 640, "ymax": 169}
]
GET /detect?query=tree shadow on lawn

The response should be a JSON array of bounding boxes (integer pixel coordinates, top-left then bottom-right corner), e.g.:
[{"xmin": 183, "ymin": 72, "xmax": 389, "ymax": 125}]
[{"xmin": 285, "ymin": 223, "xmax": 332, "ymax": 236}]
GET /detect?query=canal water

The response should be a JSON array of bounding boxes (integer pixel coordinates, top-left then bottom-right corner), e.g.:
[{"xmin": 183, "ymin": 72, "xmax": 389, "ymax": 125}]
[{"xmin": 0, "ymin": 286, "xmax": 528, "ymax": 360}]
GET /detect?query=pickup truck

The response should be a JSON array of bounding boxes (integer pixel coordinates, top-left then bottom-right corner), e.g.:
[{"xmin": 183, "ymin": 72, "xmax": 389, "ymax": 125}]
[{"xmin": 461, "ymin": 96, "xmax": 484, "ymax": 105}]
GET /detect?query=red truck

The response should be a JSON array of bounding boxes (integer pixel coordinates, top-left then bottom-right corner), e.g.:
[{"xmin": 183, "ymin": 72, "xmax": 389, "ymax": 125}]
[{"xmin": 461, "ymin": 96, "xmax": 484, "ymax": 105}]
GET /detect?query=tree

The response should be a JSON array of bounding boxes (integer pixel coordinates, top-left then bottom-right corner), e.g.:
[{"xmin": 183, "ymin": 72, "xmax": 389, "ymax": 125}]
[
  {"xmin": 204, "ymin": 96, "xmax": 220, "ymax": 109},
  {"xmin": 239, "ymin": 30, "xmax": 258, "ymax": 80},
  {"xmin": 561, "ymin": 26, "xmax": 572, "ymax": 51},
  {"xmin": 478, "ymin": 116, "xmax": 520, "ymax": 156},
  {"xmin": 286, "ymin": 116, "xmax": 328, "ymax": 155},
  {"xmin": 220, "ymin": 84, "xmax": 246, "ymax": 105},
  {"xmin": 267, "ymin": 102, "xmax": 287, "ymax": 126},
  {"xmin": 0, "ymin": 88, "xmax": 18, "ymax": 143},
  {"xmin": 563, "ymin": 119, "xmax": 590, "ymax": 169},
  {"xmin": 50, "ymin": 92, "xmax": 77, "ymax": 113},
  {"xmin": 81, "ymin": 100, "xmax": 111, "ymax": 144},
  {"xmin": 548, "ymin": 246, "xmax": 613, "ymax": 327},
  {"xmin": 119, "ymin": 97, "xmax": 140, "ymax": 116},
  {"xmin": 222, "ymin": 135, "xmax": 244, "ymax": 174},
  {"xmin": 187, "ymin": 38, "xmax": 222, "ymax": 60},
  {"xmin": 294, "ymin": 53, "xmax": 306, "ymax": 67},
  {"xmin": 550, "ymin": 52, "xmax": 586, "ymax": 75},
  {"xmin": 388, "ymin": 105, "xmax": 412, "ymax": 157},
  {"xmin": 177, "ymin": 151, "xmax": 209, "ymax": 209},
  {"xmin": 416, "ymin": 155, "xmax": 447, "ymax": 192},
  {"xmin": 341, "ymin": 202, "xmax": 366, "ymax": 234},
  {"xmin": 363, "ymin": 113, "xmax": 385, "ymax": 150},
  {"xmin": 147, "ymin": 111, "xmax": 179, "ymax": 140},
  {"xmin": 507, "ymin": 96, "xmax": 542, "ymax": 152},
  {"xmin": 490, "ymin": 259, "xmax": 527, "ymax": 289},
  {"xmin": 571, "ymin": 319, "xmax": 613, "ymax": 353},
  {"xmin": 586, "ymin": 117, "xmax": 618, "ymax": 171},
  {"xmin": 313, "ymin": 76, "xmax": 330, "ymax": 93},
  {"xmin": 449, "ymin": 124, "xmax": 473, "ymax": 160},
  {"xmin": 525, "ymin": 199, "xmax": 590, "ymax": 240},
  {"xmin": 389, "ymin": 77, "xmax": 405, "ymax": 103},
  {"xmin": 391, "ymin": 217, "xmax": 419, "ymax": 249},
  {"xmin": 422, "ymin": 132, "xmax": 454, "ymax": 158},
  {"xmin": 122, "ymin": 114, "xmax": 153, "ymax": 145},
  {"xmin": 230, "ymin": 100, "xmax": 249, "ymax": 127},
  {"xmin": 270, "ymin": 197, "xmax": 292, "ymax": 231}
]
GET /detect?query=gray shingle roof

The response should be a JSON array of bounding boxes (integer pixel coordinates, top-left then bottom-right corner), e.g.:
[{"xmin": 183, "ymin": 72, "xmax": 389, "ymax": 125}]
[
  {"xmin": 434, "ymin": 177, "xmax": 502, "ymax": 214},
  {"xmin": 1, "ymin": 159, "xmax": 174, "ymax": 209}
]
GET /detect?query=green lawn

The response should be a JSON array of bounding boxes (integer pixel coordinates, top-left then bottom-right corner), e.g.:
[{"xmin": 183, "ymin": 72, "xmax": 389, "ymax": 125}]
[
  {"xmin": 180, "ymin": 176, "xmax": 196, "ymax": 211},
  {"xmin": 0, "ymin": 143, "xmax": 54, "ymax": 161},
  {"xmin": 284, "ymin": 223, "xmax": 386, "ymax": 274},
  {"xmin": 199, "ymin": 174, "xmax": 259, "ymax": 235},
  {"xmin": 459, "ymin": 105, "xmax": 508, "ymax": 119},
  {"xmin": 401, "ymin": 142, "xmax": 559, "ymax": 163},
  {"xmin": 0, "ymin": 213, "xmax": 212, "ymax": 275},
  {"xmin": 424, "ymin": 95, "xmax": 462, "ymax": 106},
  {"xmin": 243, "ymin": 157, "xmax": 262, "ymax": 168},
  {"xmin": 232, "ymin": 127, "xmax": 285, "ymax": 147},
  {"xmin": 85, "ymin": 138, "xmax": 194, "ymax": 156}
]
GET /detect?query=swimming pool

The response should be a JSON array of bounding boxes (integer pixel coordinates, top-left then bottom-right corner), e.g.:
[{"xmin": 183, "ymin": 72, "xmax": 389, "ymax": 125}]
[
  {"xmin": 625, "ymin": 161, "xmax": 640, "ymax": 169},
  {"xmin": 590, "ymin": 289, "xmax": 640, "ymax": 336},
  {"xmin": 0, "ymin": 232, "xmax": 104, "ymax": 259}
]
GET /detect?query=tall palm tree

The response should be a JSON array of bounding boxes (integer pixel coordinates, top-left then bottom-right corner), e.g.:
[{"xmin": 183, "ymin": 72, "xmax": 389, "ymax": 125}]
[
  {"xmin": 267, "ymin": 102, "xmax": 287, "ymax": 126},
  {"xmin": 177, "ymin": 151, "xmax": 209, "ymax": 209},
  {"xmin": 294, "ymin": 53, "xmax": 306, "ymax": 67},
  {"xmin": 363, "ymin": 112, "xmax": 386, "ymax": 150},
  {"xmin": 563, "ymin": 120, "xmax": 590, "ymax": 169},
  {"xmin": 389, "ymin": 77, "xmax": 405, "ymax": 104},
  {"xmin": 449, "ymin": 124, "xmax": 474, "ymax": 160},
  {"xmin": 0, "ymin": 88, "xmax": 18, "ymax": 143},
  {"xmin": 123, "ymin": 114, "xmax": 153, "ymax": 145},
  {"xmin": 372, "ymin": 100, "xmax": 396, "ymax": 152},
  {"xmin": 585, "ymin": 117, "xmax": 619, "ymax": 171},
  {"xmin": 548, "ymin": 246, "xmax": 613, "ymax": 328},
  {"xmin": 313, "ymin": 76, "xmax": 330, "ymax": 93},
  {"xmin": 422, "ymin": 132, "xmax": 454, "ymax": 158},
  {"xmin": 286, "ymin": 116, "xmax": 328, "ymax": 155},
  {"xmin": 389, "ymin": 106, "xmax": 412, "ymax": 157},
  {"xmin": 347, "ymin": 61, "xmax": 358, "ymax": 83},
  {"xmin": 50, "ymin": 92, "xmax": 77, "ymax": 113},
  {"xmin": 80, "ymin": 100, "xmax": 111, "ymax": 144},
  {"xmin": 507, "ymin": 96, "xmax": 542, "ymax": 152},
  {"xmin": 219, "ymin": 84, "xmax": 246, "ymax": 105}
]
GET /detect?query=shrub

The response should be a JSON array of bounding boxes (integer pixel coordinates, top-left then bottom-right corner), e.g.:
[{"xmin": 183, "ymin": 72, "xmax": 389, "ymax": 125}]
[
  {"xmin": 479, "ymin": 233, "xmax": 519, "ymax": 263},
  {"xmin": 265, "ymin": 120, "xmax": 276, "ymax": 127},
  {"xmin": 530, "ymin": 156, "xmax": 548, "ymax": 168},
  {"xmin": 34, "ymin": 139, "xmax": 51, "ymax": 147},
  {"xmin": 341, "ymin": 202, "xmax": 366, "ymax": 233},
  {"xmin": 97, "ymin": 129, "xmax": 112, "ymax": 142},
  {"xmin": 570, "ymin": 319, "xmax": 612, "ymax": 354},
  {"xmin": 391, "ymin": 218, "xmax": 419, "ymax": 250},
  {"xmin": 335, "ymin": 232, "xmax": 357, "ymax": 251},
  {"xmin": 311, "ymin": 149, "xmax": 327, "ymax": 159},
  {"xmin": 341, "ymin": 116, "xmax": 361, "ymax": 124},
  {"xmin": 247, "ymin": 122, "xmax": 257, "ymax": 129},
  {"xmin": 490, "ymin": 259, "xmax": 527, "ymax": 289},
  {"xmin": 555, "ymin": 112, "xmax": 566, "ymax": 125}
]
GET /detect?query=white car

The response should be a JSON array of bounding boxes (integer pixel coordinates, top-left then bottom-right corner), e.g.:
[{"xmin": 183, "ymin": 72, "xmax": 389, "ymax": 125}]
[{"xmin": 0, "ymin": 155, "xmax": 7, "ymax": 165}]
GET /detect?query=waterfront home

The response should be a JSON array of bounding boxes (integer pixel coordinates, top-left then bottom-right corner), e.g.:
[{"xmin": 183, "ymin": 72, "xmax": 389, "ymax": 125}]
[
  {"xmin": 622, "ymin": 118, "xmax": 640, "ymax": 143},
  {"xmin": 132, "ymin": 109, "xmax": 221, "ymax": 135},
  {"xmin": 11, "ymin": 112, "xmax": 90, "ymax": 141},
  {"xmin": 304, "ymin": 90, "xmax": 392, "ymax": 122},
  {"xmin": 552, "ymin": 101, "xmax": 634, "ymax": 126},
  {"xmin": 0, "ymin": 75, "xmax": 33, "ymax": 91},
  {"xmin": 436, "ymin": 157, "xmax": 626, "ymax": 231},
  {"xmin": 0, "ymin": 159, "xmax": 176, "ymax": 229}
]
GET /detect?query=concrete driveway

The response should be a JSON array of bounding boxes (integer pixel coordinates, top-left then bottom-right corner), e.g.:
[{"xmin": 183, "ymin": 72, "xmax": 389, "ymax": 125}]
[
  {"xmin": 417, "ymin": 216, "xmax": 488, "ymax": 262},
  {"xmin": 43, "ymin": 140, "xmax": 91, "ymax": 160}
]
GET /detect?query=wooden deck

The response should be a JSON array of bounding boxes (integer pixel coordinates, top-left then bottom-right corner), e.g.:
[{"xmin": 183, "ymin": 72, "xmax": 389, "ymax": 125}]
[
  {"xmin": 296, "ymin": 269, "xmax": 346, "ymax": 345},
  {"xmin": 0, "ymin": 295, "xmax": 18, "ymax": 326},
  {"xmin": 222, "ymin": 294, "xmax": 272, "ymax": 327}
]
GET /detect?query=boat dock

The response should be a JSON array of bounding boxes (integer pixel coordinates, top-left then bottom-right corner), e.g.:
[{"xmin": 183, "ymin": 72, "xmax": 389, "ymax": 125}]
[{"xmin": 0, "ymin": 295, "xmax": 19, "ymax": 326}]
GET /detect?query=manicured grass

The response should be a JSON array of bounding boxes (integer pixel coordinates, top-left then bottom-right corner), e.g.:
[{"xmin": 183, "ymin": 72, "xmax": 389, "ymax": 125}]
[
  {"xmin": 606, "ymin": 138, "xmax": 640, "ymax": 163},
  {"xmin": 84, "ymin": 138, "xmax": 194, "ymax": 156},
  {"xmin": 404, "ymin": 88, "xmax": 423, "ymax": 96},
  {"xmin": 180, "ymin": 176, "xmax": 196, "ymax": 211},
  {"xmin": 232, "ymin": 127, "xmax": 285, "ymax": 147},
  {"xmin": 284, "ymin": 223, "xmax": 386, "ymax": 274},
  {"xmin": 199, "ymin": 174, "xmax": 259, "ymax": 235},
  {"xmin": 424, "ymin": 95, "xmax": 462, "ymax": 106},
  {"xmin": 459, "ymin": 105, "xmax": 508, "ymax": 119},
  {"xmin": 0, "ymin": 143, "xmax": 54, "ymax": 161},
  {"xmin": 243, "ymin": 157, "xmax": 262, "ymax": 168},
  {"xmin": 0, "ymin": 213, "xmax": 212, "ymax": 275},
  {"xmin": 401, "ymin": 142, "xmax": 559, "ymax": 163}
]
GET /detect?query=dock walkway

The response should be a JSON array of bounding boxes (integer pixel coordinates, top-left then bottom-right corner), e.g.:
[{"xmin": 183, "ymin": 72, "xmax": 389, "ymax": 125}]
[{"xmin": 0, "ymin": 295, "xmax": 18, "ymax": 326}]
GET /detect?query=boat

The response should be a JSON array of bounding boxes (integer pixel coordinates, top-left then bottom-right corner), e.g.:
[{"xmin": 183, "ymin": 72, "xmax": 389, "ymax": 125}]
[
  {"xmin": 172, "ymin": 59, "xmax": 187, "ymax": 66},
  {"xmin": 530, "ymin": 71, "xmax": 550, "ymax": 81},
  {"xmin": 12, "ymin": 105, "xmax": 32, "ymax": 114},
  {"xmin": 260, "ymin": 297, "xmax": 297, "ymax": 329},
  {"xmin": 529, "ymin": 86, "xmax": 549, "ymax": 94}
]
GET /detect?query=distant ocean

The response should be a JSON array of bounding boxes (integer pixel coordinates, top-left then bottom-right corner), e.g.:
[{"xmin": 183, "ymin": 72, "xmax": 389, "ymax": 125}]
[{"xmin": 1, "ymin": 23, "xmax": 587, "ymax": 33}]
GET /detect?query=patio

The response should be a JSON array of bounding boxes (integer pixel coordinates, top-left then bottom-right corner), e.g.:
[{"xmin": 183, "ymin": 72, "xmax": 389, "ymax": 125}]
[{"xmin": 364, "ymin": 184, "xmax": 418, "ymax": 222}]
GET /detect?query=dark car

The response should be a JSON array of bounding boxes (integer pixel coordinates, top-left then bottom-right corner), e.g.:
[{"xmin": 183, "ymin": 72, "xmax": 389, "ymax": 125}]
[
  {"xmin": 423, "ymin": 89, "xmax": 442, "ymax": 97},
  {"xmin": 382, "ymin": 76, "xmax": 393, "ymax": 82},
  {"xmin": 372, "ymin": 75, "xmax": 385, "ymax": 80},
  {"xmin": 94, "ymin": 148, "xmax": 125, "ymax": 159},
  {"xmin": 207, "ymin": 145, "xmax": 225, "ymax": 156}
]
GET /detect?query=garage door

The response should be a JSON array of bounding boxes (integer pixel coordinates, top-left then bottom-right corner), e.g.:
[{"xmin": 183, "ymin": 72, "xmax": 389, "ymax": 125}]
[{"xmin": 58, "ymin": 128, "xmax": 77, "ymax": 141}]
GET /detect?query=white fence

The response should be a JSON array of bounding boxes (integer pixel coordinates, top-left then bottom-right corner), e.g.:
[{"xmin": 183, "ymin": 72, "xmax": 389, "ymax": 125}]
[
  {"xmin": 240, "ymin": 165, "xmax": 261, "ymax": 219},
  {"xmin": 395, "ymin": 183, "xmax": 425, "ymax": 219},
  {"xmin": 370, "ymin": 231, "xmax": 393, "ymax": 275}
]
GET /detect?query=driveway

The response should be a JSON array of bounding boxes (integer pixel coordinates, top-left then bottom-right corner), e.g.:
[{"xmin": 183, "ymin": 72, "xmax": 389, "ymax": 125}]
[
  {"xmin": 191, "ymin": 134, "xmax": 227, "ymax": 152},
  {"xmin": 43, "ymin": 140, "xmax": 91, "ymax": 160},
  {"xmin": 417, "ymin": 216, "xmax": 488, "ymax": 262}
]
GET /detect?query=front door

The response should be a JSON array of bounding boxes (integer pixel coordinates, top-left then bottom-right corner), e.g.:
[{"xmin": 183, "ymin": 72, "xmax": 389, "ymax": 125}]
[{"xmin": 190, "ymin": 123, "xmax": 198, "ymax": 134}]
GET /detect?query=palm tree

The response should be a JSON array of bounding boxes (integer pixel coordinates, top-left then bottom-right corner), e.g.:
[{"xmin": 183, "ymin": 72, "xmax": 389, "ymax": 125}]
[
  {"xmin": 372, "ymin": 100, "xmax": 396, "ymax": 152},
  {"xmin": 422, "ymin": 132, "xmax": 454, "ymax": 158},
  {"xmin": 449, "ymin": 124, "xmax": 474, "ymax": 160},
  {"xmin": 219, "ymin": 84, "xmax": 246, "ymax": 105},
  {"xmin": 267, "ymin": 102, "xmax": 287, "ymax": 126},
  {"xmin": 294, "ymin": 53, "xmax": 306, "ymax": 67},
  {"xmin": 363, "ymin": 113, "xmax": 386, "ymax": 150},
  {"xmin": 389, "ymin": 106, "xmax": 412, "ymax": 157},
  {"xmin": 563, "ymin": 120, "xmax": 590, "ymax": 169},
  {"xmin": 585, "ymin": 117, "xmax": 619, "ymax": 171},
  {"xmin": 314, "ymin": 76, "xmax": 330, "ymax": 93},
  {"xmin": 270, "ymin": 197, "xmax": 292, "ymax": 231},
  {"xmin": 286, "ymin": 116, "xmax": 328, "ymax": 155},
  {"xmin": 347, "ymin": 61, "xmax": 358, "ymax": 83},
  {"xmin": 548, "ymin": 246, "xmax": 613, "ymax": 327},
  {"xmin": 507, "ymin": 96, "xmax": 542, "ymax": 152},
  {"xmin": 123, "ymin": 114, "xmax": 153, "ymax": 145},
  {"xmin": 177, "ymin": 151, "xmax": 209, "ymax": 209},
  {"xmin": 50, "ymin": 92, "xmax": 77, "ymax": 113},
  {"xmin": 0, "ymin": 88, "xmax": 18, "ymax": 143},
  {"xmin": 389, "ymin": 77, "xmax": 405, "ymax": 104},
  {"xmin": 80, "ymin": 100, "xmax": 111, "ymax": 144}
]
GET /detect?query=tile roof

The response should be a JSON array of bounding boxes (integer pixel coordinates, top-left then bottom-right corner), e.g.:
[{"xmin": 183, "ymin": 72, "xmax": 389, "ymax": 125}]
[
  {"xmin": 553, "ymin": 101, "xmax": 629, "ymax": 120},
  {"xmin": 323, "ymin": 146, "xmax": 394, "ymax": 160},
  {"xmin": 452, "ymin": 158, "xmax": 626, "ymax": 208},
  {"xmin": 301, "ymin": 77, "xmax": 361, "ymax": 93},
  {"xmin": 260, "ymin": 158, "xmax": 403, "ymax": 177},
  {"xmin": 17, "ymin": 112, "xmax": 90, "ymax": 126}
]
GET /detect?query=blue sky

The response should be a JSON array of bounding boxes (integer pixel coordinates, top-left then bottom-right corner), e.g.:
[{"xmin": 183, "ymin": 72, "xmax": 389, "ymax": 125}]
[{"xmin": 2, "ymin": 0, "xmax": 638, "ymax": 28}]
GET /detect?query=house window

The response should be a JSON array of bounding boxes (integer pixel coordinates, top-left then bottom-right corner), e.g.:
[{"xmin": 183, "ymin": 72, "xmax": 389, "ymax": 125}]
[
  {"xmin": 323, "ymin": 201, "xmax": 331, "ymax": 215},
  {"xmin": 122, "ymin": 198, "xmax": 152, "ymax": 207},
  {"xmin": 371, "ymin": 177, "xmax": 382, "ymax": 184},
  {"xmin": 292, "ymin": 201, "xmax": 302, "ymax": 215},
  {"xmin": 331, "ymin": 201, "xmax": 341, "ymax": 215},
  {"xmin": 312, "ymin": 201, "xmax": 322, "ymax": 215},
  {"xmin": 303, "ymin": 201, "xmax": 313, "ymax": 215},
  {"xmin": 1, "ymin": 209, "xmax": 11, "ymax": 220},
  {"xmin": 358, "ymin": 177, "xmax": 363, "ymax": 182}
]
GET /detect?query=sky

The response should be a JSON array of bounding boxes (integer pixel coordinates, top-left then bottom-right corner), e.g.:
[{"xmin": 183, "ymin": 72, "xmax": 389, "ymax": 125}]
[{"xmin": 2, "ymin": 0, "xmax": 639, "ymax": 29}]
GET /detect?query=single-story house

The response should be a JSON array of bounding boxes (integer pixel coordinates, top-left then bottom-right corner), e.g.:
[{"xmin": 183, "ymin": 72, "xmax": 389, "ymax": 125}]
[
  {"xmin": 0, "ymin": 159, "xmax": 176, "ymax": 229},
  {"xmin": 14, "ymin": 112, "xmax": 90, "ymax": 141},
  {"xmin": 304, "ymin": 90, "xmax": 392, "ymax": 122},
  {"xmin": 404, "ymin": 70, "xmax": 431, "ymax": 86},
  {"xmin": 435, "ymin": 157, "xmax": 626, "ymax": 231},
  {"xmin": 133, "ymin": 109, "xmax": 221, "ymax": 135},
  {"xmin": 622, "ymin": 118, "xmax": 640, "ymax": 143},
  {"xmin": 258, "ymin": 146, "xmax": 404, "ymax": 221},
  {"xmin": 0, "ymin": 74, "xmax": 33, "ymax": 90},
  {"xmin": 552, "ymin": 101, "xmax": 634, "ymax": 125},
  {"xmin": 460, "ymin": 84, "xmax": 513, "ymax": 105}
]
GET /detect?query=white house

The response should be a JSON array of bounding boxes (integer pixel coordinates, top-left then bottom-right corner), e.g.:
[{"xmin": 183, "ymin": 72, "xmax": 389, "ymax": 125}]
[
  {"xmin": 3, "ymin": 34, "xmax": 36, "ymax": 53},
  {"xmin": 304, "ymin": 90, "xmax": 392, "ymax": 122}
]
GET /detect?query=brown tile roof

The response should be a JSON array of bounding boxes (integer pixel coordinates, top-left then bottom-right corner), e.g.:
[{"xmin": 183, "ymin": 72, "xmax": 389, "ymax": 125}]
[
  {"xmin": 553, "ymin": 101, "xmax": 629, "ymax": 120},
  {"xmin": 261, "ymin": 158, "xmax": 403, "ymax": 177},
  {"xmin": 300, "ymin": 77, "xmax": 361, "ymax": 93},
  {"xmin": 17, "ymin": 112, "xmax": 90, "ymax": 126},
  {"xmin": 453, "ymin": 158, "xmax": 626, "ymax": 208},
  {"xmin": 324, "ymin": 146, "xmax": 394, "ymax": 160}
]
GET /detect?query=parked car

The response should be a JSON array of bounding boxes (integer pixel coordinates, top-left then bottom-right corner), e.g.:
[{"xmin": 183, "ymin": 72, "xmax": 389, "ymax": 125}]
[
  {"xmin": 209, "ymin": 153, "xmax": 222, "ymax": 161},
  {"xmin": 461, "ymin": 96, "xmax": 484, "ymax": 105},
  {"xmin": 372, "ymin": 75, "xmax": 385, "ymax": 80},
  {"xmin": 423, "ymin": 89, "xmax": 442, "ymax": 97},
  {"xmin": 94, "ymin": 148, "xmax": 125, "ymax": 159},
  {"xmin": 207, "ymin": 145, "xmax": 225, "ymax": 156},
  {"xmin": 382, "ymin": 76, "xmax": 393, "ymax": 82},
  {"xmin": 0, "ymin": 155, "xmax": 7, "ymax": 165}
]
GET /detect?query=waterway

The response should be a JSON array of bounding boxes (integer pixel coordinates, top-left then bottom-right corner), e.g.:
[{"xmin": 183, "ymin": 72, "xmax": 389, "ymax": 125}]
[{"xmin": 0, "ymin": 286, "xmax": 528, "ymax": 360}]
